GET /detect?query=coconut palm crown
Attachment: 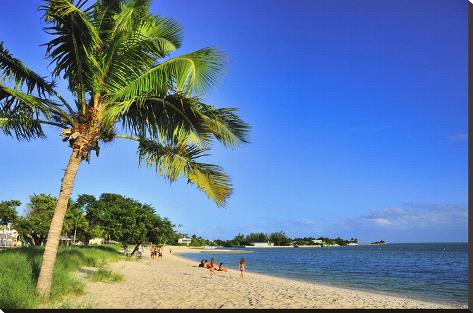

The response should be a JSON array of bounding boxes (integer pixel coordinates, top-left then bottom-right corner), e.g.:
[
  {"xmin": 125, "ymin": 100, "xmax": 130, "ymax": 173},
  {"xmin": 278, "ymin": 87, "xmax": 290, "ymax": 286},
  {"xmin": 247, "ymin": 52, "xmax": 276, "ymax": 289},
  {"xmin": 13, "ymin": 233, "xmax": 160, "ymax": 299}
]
[{"xmin": 0, "ymin": 0, "xmax": 249, "ymax": 297}]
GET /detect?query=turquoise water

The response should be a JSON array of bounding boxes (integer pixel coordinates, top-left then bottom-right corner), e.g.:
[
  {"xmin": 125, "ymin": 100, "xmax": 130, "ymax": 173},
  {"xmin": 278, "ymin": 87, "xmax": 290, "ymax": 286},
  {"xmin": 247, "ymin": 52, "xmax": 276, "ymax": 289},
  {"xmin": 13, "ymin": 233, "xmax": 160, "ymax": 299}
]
[{"xmin": 180, "ymin": 243, "xmax": 468, "ymax": 307}]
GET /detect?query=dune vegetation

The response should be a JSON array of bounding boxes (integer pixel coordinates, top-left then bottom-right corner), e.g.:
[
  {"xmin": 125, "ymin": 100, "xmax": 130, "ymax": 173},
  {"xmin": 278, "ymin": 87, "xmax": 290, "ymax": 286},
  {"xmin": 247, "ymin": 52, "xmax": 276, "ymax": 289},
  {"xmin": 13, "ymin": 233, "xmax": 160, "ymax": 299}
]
[{"xmin": 0, "ymin": 244, "xmax": 122, "ymax": 308}]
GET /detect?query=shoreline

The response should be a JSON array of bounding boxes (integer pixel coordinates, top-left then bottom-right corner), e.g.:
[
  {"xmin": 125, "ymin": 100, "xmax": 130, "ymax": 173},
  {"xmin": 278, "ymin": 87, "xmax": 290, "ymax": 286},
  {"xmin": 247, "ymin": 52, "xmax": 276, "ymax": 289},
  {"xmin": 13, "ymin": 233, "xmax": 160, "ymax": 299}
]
[
  {"xmin": 60, "ymin": 245, "xmax": 461, "ymax": 309},
  {"xmin": 172, "ymin": 247, "xmax": 462, "ymax": 309}
]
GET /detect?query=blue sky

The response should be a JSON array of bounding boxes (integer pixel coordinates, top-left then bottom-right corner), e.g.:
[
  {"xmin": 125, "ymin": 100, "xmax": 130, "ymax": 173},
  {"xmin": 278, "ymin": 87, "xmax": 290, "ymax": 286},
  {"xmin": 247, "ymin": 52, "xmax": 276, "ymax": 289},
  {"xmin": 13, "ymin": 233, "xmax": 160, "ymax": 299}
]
[{"xmin": 0, "ymin": 0, "xmax": 467, "ymax": 243}]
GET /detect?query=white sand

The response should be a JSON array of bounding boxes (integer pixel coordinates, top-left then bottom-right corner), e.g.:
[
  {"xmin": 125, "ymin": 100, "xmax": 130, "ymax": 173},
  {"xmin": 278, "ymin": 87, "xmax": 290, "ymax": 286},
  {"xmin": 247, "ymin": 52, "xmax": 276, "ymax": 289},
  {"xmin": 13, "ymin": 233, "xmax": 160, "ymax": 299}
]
[{"xmin": 64, "ymin": 246, "xmax": 458, "ymax": 309}]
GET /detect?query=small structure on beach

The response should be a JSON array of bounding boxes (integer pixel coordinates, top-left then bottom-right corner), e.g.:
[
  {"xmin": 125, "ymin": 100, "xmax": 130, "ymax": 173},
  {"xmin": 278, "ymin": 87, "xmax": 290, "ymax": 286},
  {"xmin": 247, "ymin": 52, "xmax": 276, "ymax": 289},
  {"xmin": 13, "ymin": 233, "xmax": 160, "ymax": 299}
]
[
  {"xmin": 59, "ymin": 236, "xmax": 73, "ymax": 246},
  {"xmin": 178, "ymin": 237, "xmax": 192, "ymax": 245},
  {"xmin": 250, "ymin": 241, "xmax": 274, "ymax": 247}
]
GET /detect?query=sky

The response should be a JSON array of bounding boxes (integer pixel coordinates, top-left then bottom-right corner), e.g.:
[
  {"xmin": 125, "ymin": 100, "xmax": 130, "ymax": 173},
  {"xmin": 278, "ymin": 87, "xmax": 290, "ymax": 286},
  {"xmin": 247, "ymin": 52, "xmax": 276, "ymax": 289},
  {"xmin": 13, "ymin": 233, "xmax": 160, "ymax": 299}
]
[{"xmin": 0, "ymin": 0, "xmax": 468, "ymax": 243}]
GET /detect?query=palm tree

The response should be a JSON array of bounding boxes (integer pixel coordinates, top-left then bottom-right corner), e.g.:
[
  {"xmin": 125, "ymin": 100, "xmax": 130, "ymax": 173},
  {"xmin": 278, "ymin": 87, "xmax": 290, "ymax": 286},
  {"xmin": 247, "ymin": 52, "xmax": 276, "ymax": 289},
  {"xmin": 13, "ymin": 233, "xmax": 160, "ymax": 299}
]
[{"xmin": 0, "ymin": 0, "xmax": 249, "ymax": 298}]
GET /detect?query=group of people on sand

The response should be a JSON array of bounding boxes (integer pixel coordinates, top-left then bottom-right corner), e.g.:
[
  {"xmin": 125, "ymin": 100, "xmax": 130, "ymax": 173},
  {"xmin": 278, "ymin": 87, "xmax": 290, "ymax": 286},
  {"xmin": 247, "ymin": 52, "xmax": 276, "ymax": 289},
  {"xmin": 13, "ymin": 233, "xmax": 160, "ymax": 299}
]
[
  {"xmin": 150, "ymin": 245, "xmax": 163, "ymax": 260},
  {"xmin": 198, "ymin": 257, "xmax": 246, "ymax": 279}
]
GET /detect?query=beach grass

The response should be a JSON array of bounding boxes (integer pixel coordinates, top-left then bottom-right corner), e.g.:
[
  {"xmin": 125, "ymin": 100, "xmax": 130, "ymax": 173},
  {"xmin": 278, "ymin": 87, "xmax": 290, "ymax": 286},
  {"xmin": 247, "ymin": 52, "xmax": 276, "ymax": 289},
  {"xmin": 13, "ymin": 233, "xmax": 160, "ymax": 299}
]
[
  {"xmin": 0, "ymin": 244, "xmax": 122, "ymax": 309},
  {"xmin": 87, "ymin": 268, "xmax": 124, "ymax": 283}
]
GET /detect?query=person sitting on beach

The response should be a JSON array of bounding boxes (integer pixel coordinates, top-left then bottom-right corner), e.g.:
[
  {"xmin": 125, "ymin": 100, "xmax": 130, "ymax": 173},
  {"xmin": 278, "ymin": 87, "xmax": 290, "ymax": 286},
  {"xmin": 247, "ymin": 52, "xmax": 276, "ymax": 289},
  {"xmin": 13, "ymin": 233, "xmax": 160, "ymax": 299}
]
[
  {"xmin": 239, "ymin": 257, "xmax": 246, "ymax": 279},
  {"xmin": 207, "ymin": 258, "xmax": 217, "ymax": 278},
  {"xmin": 199, "ymin": 259, "xmax": 205, "ymax": 268},
  {"xmin": 209, "ymin": 258, "xmax": 219, "ymax": 269},
  {"xmin": 218, "ymin": 262, "xmax": 228, "ymax": 272}
]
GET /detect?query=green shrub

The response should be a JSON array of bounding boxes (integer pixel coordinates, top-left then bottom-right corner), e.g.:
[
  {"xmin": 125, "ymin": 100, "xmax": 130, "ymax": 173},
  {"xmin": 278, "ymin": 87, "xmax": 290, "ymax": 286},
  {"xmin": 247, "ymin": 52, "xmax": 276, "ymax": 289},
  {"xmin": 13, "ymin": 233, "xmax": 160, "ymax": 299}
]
[
  {"xmin": 0, "ymin": 249, "xmax": 39, "ymax": 308},
  {"xmin": 87, "ymin": 268, "xmax": 124, "ymax": 283},
  {"xmin": 0, "ymin": 244, "xmax": 122, "ymax": 308}
]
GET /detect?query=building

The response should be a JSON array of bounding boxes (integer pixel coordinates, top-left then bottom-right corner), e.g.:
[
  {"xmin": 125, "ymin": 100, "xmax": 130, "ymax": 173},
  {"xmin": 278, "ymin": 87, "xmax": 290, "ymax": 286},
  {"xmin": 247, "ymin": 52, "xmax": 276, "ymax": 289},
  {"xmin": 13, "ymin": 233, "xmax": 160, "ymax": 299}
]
[
  {"xmin": 0, "ymin": 224, "xmax": 21, "ymax": 248},
  {"xmin": 59, "ymin": 236, "xmax": 72, "ymax": 246},
  {"xmin": 312, "ymin": 239, "xmax": 323, "ymax": 244},
  {"xmin": 178, "ymin": 237, "xmax": 192, "ymax": 245},
  {"xmin": 250, "ymin": 242, "xmax": 274, "ymax": 247},
  {"xmin": 89, "ymin": 237, "xmax": 105, "ymax": 245}
]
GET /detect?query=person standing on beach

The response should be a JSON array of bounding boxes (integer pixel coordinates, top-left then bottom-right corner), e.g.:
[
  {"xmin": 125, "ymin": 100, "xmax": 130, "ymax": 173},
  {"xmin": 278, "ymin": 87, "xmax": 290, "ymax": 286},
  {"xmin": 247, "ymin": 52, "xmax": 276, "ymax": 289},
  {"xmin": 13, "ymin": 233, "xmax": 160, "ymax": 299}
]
[
  {"xmin": 151, "ymin": 245, "xmax": 157, "ymax": 260},
  {"xmin": 137, "ymin": 243, "xmax": 143, "ymax": 258},
  {"xmin": 239, "ymin": 258, "xmax": 246, "ymax": 279},
  {"xmin": 158, "ymin": 247, "xmax": 163, "ymax": 260}
]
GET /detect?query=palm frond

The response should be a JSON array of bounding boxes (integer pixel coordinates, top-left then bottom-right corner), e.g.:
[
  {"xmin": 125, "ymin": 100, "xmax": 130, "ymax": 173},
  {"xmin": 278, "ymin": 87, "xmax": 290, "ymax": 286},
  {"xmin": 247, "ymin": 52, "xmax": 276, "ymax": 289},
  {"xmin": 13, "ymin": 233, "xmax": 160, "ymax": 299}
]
[
  {"xmin": 137, "ymin": 138, "xmax": 203, "ymax": 181},
  {"xmin": 42, "ymin": 0, "xmax": 102, "ymax": 106},
  {"xmin": 108, "ymin": 94, "xmax": 207, "ymax": 145},
  {"xmin": 93, "ymin": 0, "xmax": 122, "ymax": 37},
  {"xmin": 185, "ymin": 162, "xmax": 232, "ymax": 207},
  {"xmin": 136, "ymin": 137, "xmax": 231, "ymax": 207},
  {"xmin": 177, "ymin": 48, "xmax": 225, "ymax": 95},
  {"xmin": 0, "ymin": 106, "xmax": 46, "ymax": 140},
  {"xmin": 99, "ymin": 15, "xmax": 182, "ymax": 91},
  {"xmin": 112, "ymin": 48, "xmax": 224, "ymax": 102},
  {"xmin": 0, "ymin": 42, "xmax": 55, "ymax": 97},
  {"xmin": 106, "ymin": 93, "xmax": 248, "ymax": 149},
  {"xmin": 109, "ymin": 0, "xmax": 152, "ymax": 35},
  {"xmin": 196, "ymin": 103, "xmax": 250, "ymax": 147},
  {"xmin": 1, "ymin": 84, "xmax": 56, "ymax": 117}
]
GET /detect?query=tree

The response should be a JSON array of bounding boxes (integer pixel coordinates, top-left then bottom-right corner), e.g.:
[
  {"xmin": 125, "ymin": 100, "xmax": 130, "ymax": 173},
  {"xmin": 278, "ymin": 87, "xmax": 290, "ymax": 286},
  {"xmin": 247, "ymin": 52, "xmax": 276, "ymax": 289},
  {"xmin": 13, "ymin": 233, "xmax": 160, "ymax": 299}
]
[
  {"xmin": 80, "ymin": 193, "xmax": 176, "ymax": 253},
  {"xmin": 233, "ymin": 233, "xmax": 251, "ymax": 246},
  {"xmin": 246, "ymin": 232, "xmax": 269, "ymax": 243},
  {"xmin": 75, "ymin": 194, "xmax": 106, "ymax": 244},
  {"xmin": 0, "ymin": 200, "xmax": 20, "ymax": 226},
  {"xmin": 62, "ymin": 202, "xmax": 89, "ymax": 245},
  {"xmin": 0, "ymin": 0, "xmax": 249, "ymax": 297},
  {"xmin": 13, "ymin": 195, "xmax": 57, "ymax": 246},
  {"xmin": 190, "ymin": 234, "xmax": 208, "ymax": 247},
  {"xmin": 269, "ymin": 231, "xmax": 291, "ymax": 246},
  {"xmin": 147, "ymin": 216, "xmax": 178, "ymax": 246}
]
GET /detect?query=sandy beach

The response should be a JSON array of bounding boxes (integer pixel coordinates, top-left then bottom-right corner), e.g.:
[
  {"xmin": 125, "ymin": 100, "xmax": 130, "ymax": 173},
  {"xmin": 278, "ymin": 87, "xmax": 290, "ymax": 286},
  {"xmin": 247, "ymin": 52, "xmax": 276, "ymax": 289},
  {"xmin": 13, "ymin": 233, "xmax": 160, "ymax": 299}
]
[{"xmin": 54, "ymin": 245, "xmax": 460, "ymax": 309}]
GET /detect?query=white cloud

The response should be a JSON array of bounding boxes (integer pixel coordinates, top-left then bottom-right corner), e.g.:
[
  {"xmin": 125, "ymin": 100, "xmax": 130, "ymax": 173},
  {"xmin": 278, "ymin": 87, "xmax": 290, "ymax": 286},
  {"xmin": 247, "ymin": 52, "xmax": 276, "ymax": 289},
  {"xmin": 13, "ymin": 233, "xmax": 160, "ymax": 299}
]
[
  {"xmin": 371, "ymin": 217, "xmax": 391, "ymax": 225},
  {"xmin": 446, "ymin": 134, "xmax": 468, "ymax": 142},
  {"xmin": 344, "ymin": 203, "xmax": 467, "ymax": 230},
  {"xmin": 330, "ymin": 203, "xmax": 467, "ymax": 242}
]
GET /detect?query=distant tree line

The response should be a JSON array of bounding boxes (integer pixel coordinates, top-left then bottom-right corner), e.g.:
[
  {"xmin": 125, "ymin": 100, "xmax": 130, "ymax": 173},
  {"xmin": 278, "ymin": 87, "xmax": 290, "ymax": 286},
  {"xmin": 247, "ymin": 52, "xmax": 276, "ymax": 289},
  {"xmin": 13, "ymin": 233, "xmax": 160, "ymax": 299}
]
[
  {"xmin": 0, "ymin": 194, "xmax": 180, "ymax": 254},
  {"xmin": 2, "ymin": 197, "xmax": 360, "ymax": 250},
  {"xmin": 370, "ymin": 240, "xmax": 386, "ymax": 245},
  {"xmin": 209, "ymin": 231, "xmax": 289, "ymax": 247},
  {"xmin": 302, "ymin": 236, "xmax": 358, "ymax": 246},
  {"xmin": 207, "ymin": 234, "xmax": 358, "ymax": 247}
]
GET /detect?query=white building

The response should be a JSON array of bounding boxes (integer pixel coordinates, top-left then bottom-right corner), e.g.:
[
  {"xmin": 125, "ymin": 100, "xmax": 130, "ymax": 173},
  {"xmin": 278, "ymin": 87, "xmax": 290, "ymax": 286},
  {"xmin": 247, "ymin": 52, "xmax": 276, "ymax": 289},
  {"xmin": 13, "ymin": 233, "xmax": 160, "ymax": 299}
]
[
  {"xmin": 251, "ymin": 242, "xmax": 274, "ymax": 247},
  {"xmin": 0, "ymin": 224, "xmax": 21, "ymax": 247},
  {"xmin": 178, "ymin": 237, "xmax": 192, "ymax": 245},
  {"xmin": 89, "ymin": 237, "xmax": 105, "ymax": 245},
  {"xmin": 312, "ymin": 239, "xmax": 323, "ymax": 244}
]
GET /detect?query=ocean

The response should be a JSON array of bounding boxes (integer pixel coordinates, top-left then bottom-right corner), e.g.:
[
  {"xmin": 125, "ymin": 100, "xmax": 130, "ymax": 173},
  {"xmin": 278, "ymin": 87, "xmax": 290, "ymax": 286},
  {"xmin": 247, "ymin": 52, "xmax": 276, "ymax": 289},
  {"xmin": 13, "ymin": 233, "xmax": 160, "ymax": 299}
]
[{"xmin": 180, "ymin": 242, "xmax": 468, "ymax": 307}]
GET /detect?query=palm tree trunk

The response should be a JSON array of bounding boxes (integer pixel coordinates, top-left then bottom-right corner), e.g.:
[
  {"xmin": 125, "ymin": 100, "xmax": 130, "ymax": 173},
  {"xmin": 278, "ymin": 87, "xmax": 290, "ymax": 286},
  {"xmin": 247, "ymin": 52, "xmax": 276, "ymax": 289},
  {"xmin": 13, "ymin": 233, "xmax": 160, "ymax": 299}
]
[{"xmin": 36, "ymin": 149, "xmax": 82, "ymax": 298}]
